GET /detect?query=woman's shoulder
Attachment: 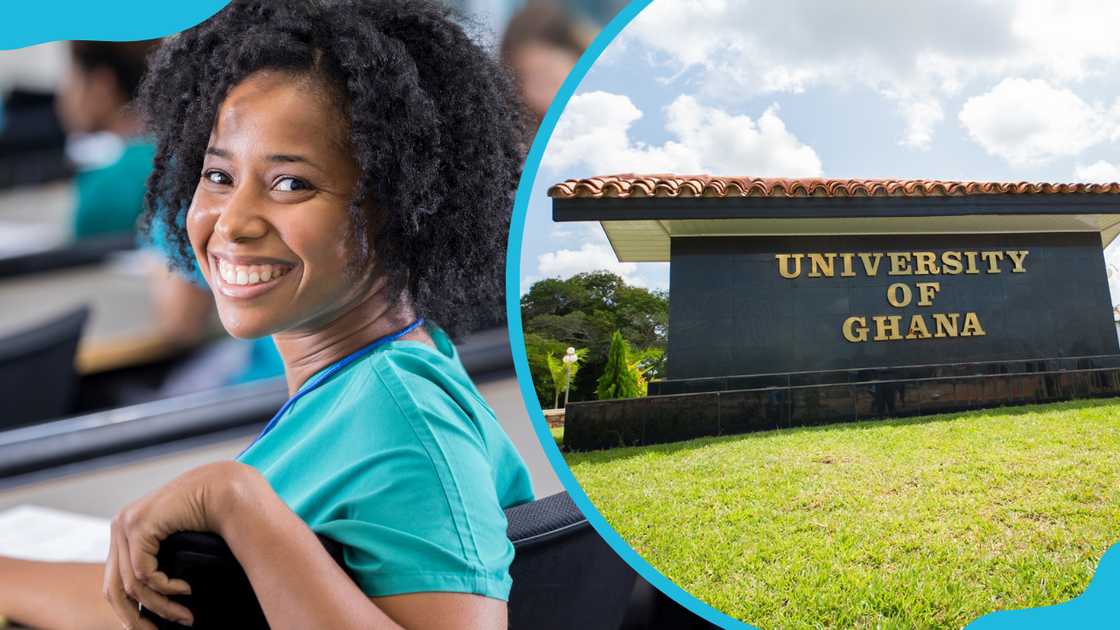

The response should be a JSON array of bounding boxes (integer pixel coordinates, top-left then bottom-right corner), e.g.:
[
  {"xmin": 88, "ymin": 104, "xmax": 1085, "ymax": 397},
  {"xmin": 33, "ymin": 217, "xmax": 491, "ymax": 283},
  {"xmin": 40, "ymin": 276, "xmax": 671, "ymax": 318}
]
[{"xmin": 307, "ymin": 327, "xmax": 500, "ymax": 450}]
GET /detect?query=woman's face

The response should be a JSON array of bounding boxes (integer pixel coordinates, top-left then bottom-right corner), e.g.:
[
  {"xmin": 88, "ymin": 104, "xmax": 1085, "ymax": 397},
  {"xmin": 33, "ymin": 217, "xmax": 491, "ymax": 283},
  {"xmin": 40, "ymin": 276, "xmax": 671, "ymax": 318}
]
[{"xmin": 187, "ymin": 71, "xmax": 372, "ymax": 339}]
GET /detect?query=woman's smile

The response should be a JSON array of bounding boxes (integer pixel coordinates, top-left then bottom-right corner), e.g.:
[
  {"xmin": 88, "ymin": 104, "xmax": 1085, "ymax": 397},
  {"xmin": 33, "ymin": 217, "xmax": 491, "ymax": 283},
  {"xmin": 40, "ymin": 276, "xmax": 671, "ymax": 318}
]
[{"xmin": 209, "ymin": 252, "xmax": 297, "ymax": 299}]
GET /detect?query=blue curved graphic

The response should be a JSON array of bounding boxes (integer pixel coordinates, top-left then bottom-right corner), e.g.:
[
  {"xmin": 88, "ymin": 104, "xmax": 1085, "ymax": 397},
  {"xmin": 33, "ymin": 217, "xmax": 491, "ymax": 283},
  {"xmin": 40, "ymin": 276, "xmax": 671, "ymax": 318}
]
[
  {"xmin": 503, "ymin": 1, "xmax": 746, "ymax": 627},
  {"xmin": 967, "ymin": 542, "xmax": 1120, "ymax": 629},
  {"xmin": 0, "ymin": 1, "xmax": 229, "ymax": 50},
  {"xmin": 502, "ymin": 2, "xmax": 1120, "ymax": 629}
]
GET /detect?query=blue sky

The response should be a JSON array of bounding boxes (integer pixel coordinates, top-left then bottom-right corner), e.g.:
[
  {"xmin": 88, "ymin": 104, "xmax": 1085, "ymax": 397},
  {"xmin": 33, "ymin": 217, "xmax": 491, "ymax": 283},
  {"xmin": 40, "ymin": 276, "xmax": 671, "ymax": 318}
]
[{"xmin": 519, "ymin": 0, "xmax": 1120, "ymax": 301}]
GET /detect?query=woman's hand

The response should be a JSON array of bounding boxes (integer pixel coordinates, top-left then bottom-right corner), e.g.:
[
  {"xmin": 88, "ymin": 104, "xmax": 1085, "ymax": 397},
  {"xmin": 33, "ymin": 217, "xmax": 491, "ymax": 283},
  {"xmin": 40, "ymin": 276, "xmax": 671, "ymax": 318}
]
[{"xmin": 103, "ymin": 461, "xmax": 259, "ymax": 629}]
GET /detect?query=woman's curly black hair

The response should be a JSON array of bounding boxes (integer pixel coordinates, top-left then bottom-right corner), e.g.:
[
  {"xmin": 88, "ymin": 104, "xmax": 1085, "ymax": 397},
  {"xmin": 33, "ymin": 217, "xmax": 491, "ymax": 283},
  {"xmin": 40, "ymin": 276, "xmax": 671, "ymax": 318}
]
[{"xmin": 137, "ymin": 0, "xmax": 528, "ymax": 336}]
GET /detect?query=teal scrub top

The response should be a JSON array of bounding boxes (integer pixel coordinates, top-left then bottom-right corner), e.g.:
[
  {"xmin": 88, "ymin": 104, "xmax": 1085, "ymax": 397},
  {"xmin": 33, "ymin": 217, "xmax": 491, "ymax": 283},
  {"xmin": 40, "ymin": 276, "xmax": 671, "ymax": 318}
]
[
  {"xmin": 237, "ymin": 324, "xmax": 535, "ymax": 599},
  {"xmin": 72, "ymin": 140, "xmax": 156, "ymax": 238}
]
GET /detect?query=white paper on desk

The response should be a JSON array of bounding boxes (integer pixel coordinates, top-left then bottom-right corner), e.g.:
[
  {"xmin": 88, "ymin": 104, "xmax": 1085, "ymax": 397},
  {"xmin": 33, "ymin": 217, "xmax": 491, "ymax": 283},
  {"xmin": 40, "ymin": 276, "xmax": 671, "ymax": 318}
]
[{"xmin": 0, "ymin": 505, "xmax": 110, "ymax": 563}]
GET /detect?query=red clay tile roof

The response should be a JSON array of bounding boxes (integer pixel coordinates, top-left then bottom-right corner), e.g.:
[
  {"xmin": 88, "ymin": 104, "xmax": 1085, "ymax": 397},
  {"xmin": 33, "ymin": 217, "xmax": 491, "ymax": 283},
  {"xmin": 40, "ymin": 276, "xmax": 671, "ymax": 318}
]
[{"xmin": 548, "ymin": 174, "xmax": 1120, "ymax": 199}]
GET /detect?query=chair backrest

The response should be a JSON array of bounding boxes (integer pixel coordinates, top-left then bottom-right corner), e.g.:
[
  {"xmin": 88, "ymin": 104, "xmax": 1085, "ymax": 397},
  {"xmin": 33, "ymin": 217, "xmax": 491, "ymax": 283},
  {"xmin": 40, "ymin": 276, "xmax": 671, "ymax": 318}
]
[
  {"xmin": 0, "ymin": 234, "xmax": 135, "ymax": 279},
  {"xmin": 0, "ymin": 306, "xmax": 89, "ymax": 429},
  {"xmin": 505, "ymin": 492, "xmax": 637, "ymax": 629},
  {"xmin": 144, "ymin": 491, "xmax": 637, "ymax": 629}
]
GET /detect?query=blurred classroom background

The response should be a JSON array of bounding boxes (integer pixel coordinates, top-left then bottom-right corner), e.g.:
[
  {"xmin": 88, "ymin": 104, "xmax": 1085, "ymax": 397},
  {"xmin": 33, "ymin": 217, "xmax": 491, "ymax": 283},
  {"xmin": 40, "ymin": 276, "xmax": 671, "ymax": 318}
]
[{"xmin": 0, "ymin": 0, "xmax": 615, "ymax": 540}]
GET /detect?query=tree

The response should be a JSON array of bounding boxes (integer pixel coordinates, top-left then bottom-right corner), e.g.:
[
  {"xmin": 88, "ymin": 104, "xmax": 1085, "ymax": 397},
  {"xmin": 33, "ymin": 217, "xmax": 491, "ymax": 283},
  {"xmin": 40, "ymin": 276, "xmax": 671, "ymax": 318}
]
[
  {"xmin": 629, "ymin": 346, "xmax": 665, "ymax": 395},
  {"xmin": 596, "ymin": 330, "xmax": 643, "ymax": 400},
  {"xmin": 521, "ymin": 271, "xmax": 667, "ymax": 349},
  {"xmin": 545, "ymin": 347, "xmax": 588, "ymax": 409},
  {"xmin": 523, "ymin": 333, "xmax": 567, "ymax": 408},
  {"xmin": 521, "ymin": 271, "xmax": 668, "ymax": 406}
]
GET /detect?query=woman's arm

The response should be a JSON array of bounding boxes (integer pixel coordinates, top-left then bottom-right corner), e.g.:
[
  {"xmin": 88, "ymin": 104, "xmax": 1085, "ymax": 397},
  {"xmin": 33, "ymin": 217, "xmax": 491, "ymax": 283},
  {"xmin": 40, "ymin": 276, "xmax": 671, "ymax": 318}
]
[
  {"xmin": 147, "ymin": 261, "xmax": 215, "ymax": 348},
  {"xmin": 0, "ymin": 557, "xmax": 118, "ymax": 630},
  {"xmin": 106, "ymin": 461, "xmax": 506, "ymax": 630}
]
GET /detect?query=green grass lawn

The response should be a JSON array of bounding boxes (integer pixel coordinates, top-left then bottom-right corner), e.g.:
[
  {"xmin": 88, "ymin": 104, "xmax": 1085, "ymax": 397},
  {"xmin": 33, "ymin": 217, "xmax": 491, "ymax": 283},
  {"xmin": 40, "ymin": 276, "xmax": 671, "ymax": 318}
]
[{"xmin": 563, "ymin": 399, "xmax": 1120, "ymax": 629}]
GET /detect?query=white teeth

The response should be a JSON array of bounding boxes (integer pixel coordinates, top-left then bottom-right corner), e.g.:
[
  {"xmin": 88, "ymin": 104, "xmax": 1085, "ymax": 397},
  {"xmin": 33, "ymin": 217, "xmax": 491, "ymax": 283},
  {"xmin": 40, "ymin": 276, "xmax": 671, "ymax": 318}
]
[{"xmin": 214, "ymin": 258, "xmax": 289, "ymax": 287}]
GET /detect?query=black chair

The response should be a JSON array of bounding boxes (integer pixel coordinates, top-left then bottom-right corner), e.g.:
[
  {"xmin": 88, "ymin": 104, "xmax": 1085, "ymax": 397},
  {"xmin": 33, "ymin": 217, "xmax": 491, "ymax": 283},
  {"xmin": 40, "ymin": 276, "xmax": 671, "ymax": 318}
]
[
  {"xmin": 0, "ymin": 306, "xmax": 89, "ymax": 429},
  {"xmin": 145, "ymin": 492, "xmax": 642, "ymax": 629}
]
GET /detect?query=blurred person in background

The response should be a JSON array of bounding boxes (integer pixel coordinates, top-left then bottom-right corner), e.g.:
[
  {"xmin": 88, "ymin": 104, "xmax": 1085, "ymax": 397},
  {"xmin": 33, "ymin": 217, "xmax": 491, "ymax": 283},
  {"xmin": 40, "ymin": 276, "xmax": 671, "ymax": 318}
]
[
  {"xmin": 55, "ymin": 40, "xmax": 159, "ymax": 239},
  {"xmin": 60, "ymin": 38, "xmax": 282, "ymax": 395},
  {"xmin": 501, "ymin": 1, "xmax": 596, "ymax": 127}
]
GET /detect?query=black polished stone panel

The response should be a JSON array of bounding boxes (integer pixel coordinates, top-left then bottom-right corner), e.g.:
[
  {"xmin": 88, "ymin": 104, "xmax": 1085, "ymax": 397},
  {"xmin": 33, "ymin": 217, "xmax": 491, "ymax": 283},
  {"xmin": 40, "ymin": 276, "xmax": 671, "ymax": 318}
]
[
  {"xmin": 564, "ymin": 368, "xmax": 1120, "ymax": 451},
  {"xmin": 790, "ymin": 385, "xmax": 855, "ymax": 427},
  {"xmin": 642, "ymin": 393, "xmax": 720, "ymax": 445},
  {"xmin": 667, "ymin": 233, "xmax": 1118, "ymax": 380},
  {"xmin": 717, "ymin": 389, "xmax": 772, "ymax": 435},
  {"xmin": 564, "ymin": 399, "xmax": 644, "ymax": 450},
  {"xmin": 653, "ymin": 354, "xmax": 1120, "ymax": 396}
]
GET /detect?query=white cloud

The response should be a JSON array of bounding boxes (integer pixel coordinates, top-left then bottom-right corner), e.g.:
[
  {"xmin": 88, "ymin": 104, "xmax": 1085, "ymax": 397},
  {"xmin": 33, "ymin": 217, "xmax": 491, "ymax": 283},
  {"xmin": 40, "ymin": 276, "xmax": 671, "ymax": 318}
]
[
  {"xmin": 898, "ymin": 100, "xmax": 944, "ymax": 150},
  {"xmin": 1011, "ymin": 0, "xmax": 1120, "ymax": 82},
  {"xmin": 958, "ymin": 78, "xmax": 1116, "ymax": 166},
  {"xmin": 544, "ymin": 91, "xmax": 821, "ymax": 176},
  {"xmin": 543, "ymin": 91, "xmax": 699, "ymax": 174},
  {"xmin": 535, "ymin": 242, "xmax": 644, "ymax": 286},
  {"xmin": 1075, "ymin": 160, "xmax": 1120, "ymax": 183},
  {"xmin": 616, "ymin": 0, "xmax": 1120, "ymax": 150},
  {"xmin": 664, "ymin": 97, "xmax": 822, "ymax": 175}
]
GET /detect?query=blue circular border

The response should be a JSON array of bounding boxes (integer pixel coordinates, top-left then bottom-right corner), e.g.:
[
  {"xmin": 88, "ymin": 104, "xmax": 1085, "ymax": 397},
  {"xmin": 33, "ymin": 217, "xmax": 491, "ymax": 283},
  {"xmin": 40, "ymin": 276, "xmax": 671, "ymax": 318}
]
[
  {"xmin": 503, "ymin": 1, "xmax": 747, "ymax": 627},
  {"xmin": 501, "ymin": 2, "xmax": 1120, "ymax": 628}
]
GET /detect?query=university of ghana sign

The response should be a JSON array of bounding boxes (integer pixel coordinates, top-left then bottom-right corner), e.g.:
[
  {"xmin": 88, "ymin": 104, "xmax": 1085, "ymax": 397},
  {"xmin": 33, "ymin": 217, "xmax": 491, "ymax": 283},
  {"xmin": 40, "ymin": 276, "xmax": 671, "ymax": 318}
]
[{"xmin": 550, "ymin": 175, "xmax": 1120, "ymax": 450}]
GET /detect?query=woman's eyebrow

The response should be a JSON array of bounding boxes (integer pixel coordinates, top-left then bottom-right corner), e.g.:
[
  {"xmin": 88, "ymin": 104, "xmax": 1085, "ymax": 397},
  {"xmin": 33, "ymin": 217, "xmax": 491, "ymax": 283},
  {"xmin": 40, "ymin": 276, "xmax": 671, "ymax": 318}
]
[
  {"xmin": 268, "ymin": 153, "xmax": 327, "ymax": 173},
  {"xmin": 268, "ymin": 154, "xmax": 311, "ymax": 164},
  {"xmin": 205, "ymin": 147, "xmax": 321, "ymax": 169}
]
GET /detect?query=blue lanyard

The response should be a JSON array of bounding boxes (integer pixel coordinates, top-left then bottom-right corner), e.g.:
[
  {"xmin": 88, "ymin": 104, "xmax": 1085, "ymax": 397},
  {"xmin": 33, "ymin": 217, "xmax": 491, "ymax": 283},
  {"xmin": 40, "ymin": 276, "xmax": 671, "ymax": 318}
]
[{"xmin": 240, "ymin": 318, "xmax": 425, "ymax": 455}]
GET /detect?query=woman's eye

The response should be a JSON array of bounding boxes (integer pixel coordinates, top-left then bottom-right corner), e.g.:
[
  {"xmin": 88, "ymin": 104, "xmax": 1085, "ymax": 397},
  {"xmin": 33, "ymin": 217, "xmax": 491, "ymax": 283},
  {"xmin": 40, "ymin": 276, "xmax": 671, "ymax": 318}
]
[
  {"xmin": 274, "ymin": 177, "xmax": 312, "ymax": 193},
  {"xmin": 203, "ymin": 170, "xmax": 231, "ymax": 185}
]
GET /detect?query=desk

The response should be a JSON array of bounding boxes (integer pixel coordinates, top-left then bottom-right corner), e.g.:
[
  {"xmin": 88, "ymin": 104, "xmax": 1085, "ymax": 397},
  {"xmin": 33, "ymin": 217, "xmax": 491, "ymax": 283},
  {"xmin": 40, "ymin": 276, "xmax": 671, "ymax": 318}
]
[
  {"xmin": 0, "ymin": 254, "xmax": 183, "ymax": 373},
  {"xmin": 0, "ymin": 181, "xmax": 71, "ymax": 257},
  {"xmin": 0, "ymin": 374, "xmax": 562, "ymax": 515},
  {"xmin": 0, "ymin": 181, "xmax": 176, "ymax": 372}
]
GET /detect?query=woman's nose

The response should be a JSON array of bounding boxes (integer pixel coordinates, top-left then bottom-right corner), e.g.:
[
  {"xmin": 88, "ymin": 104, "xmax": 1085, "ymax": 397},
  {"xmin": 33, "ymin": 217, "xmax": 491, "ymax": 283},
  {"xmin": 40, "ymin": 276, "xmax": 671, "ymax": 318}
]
[{"xmin": 214, "ymin": 185, "xmax": 269, "ymax": 242}]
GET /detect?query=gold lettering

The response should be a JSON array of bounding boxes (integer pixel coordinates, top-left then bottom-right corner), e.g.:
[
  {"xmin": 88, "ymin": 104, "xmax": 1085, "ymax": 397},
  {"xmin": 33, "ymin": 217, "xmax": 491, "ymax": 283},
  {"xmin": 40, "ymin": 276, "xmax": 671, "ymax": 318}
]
[
  {"xmin": 839, "ymin": 253, "xmax": 856, "ymax": 277},
  {"xmin": 916, "ymin": 281, "xmax": 941, "ymax": 306},
  {"xmin": 980, "ymin": 251, "xmax": 1005, "ymax": 273},
  {"xmin": 858, "ymin": 252, "xmax": 883, "ymax": 276},
  {"xmin": 842, "ymin": 316, "xmax": 868, "ymax": 342},
  {"xmin": 906, "ymin": 314, "xmax": 931, "ymax": 339},
  {"xmin": 808, "ymin": 253, "xmax": 837, "ymax": 278},
  {"xmin": 913, "ymin": 251, "xmax": 940, "ymax": 275},
  {"xmin": 1007, "ymin": 250, "xmax": 1029, "ymax": 273},
  {"xmin": 886, "ymin": 283, "xmax": 912, "ymax": 307},
  {"xmin": 776, "ymin": 254, "xmax": 803, "ymax": 279},
  {"xmin": 941, "ymin": 251, "xmax": 963, "ymax": 274},
  {"xmin": 872, "ymin": 315, "xmax": 903, "ymax": 341},
  {"xmin": 933, "ymin": 313, "xmax": 960, "ymax": 338},
  {"xmin": 963, "ymin": 252, "xmax": 980, "ymax": 274},
  {"xmin": 961, "ymin": 312, "xmax": 986, "ymax": 336},
  {"xmin": 887, "ymin": 252, "xmax": 912, "ymax": 275}
]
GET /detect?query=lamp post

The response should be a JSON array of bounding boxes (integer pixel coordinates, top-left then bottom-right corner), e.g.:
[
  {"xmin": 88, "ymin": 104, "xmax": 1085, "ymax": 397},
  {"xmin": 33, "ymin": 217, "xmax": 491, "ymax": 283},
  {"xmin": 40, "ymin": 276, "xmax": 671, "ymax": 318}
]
[{"xmin": 561, "ymin": 347, "xmax": 577, "ymax": 408}]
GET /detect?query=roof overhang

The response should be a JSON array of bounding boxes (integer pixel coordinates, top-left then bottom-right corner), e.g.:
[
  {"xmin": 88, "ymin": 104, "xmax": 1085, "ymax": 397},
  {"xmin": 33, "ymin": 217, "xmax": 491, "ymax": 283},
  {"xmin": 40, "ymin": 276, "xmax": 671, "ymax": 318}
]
[{"xmin": 552, "ymin": 195, "xmax": 1120, "ymax": 262}]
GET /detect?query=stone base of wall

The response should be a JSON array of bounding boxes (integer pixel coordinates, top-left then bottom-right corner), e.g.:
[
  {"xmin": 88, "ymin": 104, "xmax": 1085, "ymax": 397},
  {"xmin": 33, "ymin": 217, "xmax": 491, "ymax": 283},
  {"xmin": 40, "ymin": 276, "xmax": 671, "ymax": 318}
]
[{"xmin": 564, "ymin": 359, "xmax": 1120, "ymax": 451}]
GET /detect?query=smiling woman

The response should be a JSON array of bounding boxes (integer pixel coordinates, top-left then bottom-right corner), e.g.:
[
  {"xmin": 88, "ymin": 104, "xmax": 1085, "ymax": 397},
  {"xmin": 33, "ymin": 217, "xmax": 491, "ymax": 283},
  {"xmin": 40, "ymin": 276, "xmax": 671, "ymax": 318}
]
[
  {"xmin": 189, "ymin": 70, "xmax": 385, "ymax": 347},
  {"xmin": 0, "ymin": 1, "xmax": 533, "ymax": 629}
]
